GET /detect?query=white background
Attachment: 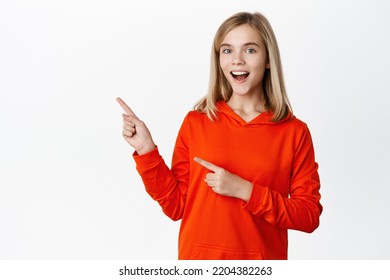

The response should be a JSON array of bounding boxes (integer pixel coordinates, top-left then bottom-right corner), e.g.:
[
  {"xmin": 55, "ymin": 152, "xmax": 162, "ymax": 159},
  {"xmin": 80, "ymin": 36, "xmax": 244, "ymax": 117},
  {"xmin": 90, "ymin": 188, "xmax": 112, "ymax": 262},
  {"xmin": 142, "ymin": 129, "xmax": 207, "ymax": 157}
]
[{"xmin": 1, "ymin": 0, "xmax": 389, "ymax": 260}]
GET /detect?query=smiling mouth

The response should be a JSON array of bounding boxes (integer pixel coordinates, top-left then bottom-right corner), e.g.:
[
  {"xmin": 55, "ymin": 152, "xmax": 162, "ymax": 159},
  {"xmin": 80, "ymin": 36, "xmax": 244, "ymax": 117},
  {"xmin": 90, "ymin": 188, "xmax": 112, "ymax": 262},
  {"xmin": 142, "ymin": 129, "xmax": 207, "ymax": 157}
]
[{"xmin": 231, "ymin": 71, "xmax": 249, "ymax": 82}]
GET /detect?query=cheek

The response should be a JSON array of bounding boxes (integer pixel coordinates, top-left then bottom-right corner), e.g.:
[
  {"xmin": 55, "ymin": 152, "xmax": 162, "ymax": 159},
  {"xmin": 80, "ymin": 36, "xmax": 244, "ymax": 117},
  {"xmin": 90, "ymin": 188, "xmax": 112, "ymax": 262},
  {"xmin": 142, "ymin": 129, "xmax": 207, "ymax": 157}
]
[
  {"xmin": 219, "ymin": 60, "xmax": 230, "ymax": 77},
  {"xmin": 256, "ymin": 55, "xmax": 268, "ymax": 69},
  {"xmin": 219, "ymin": 54, "xmax": 231, "ymax": 67},
  {"xmin": 251, "ymin": 60, "xmax": 268, "ymax": 77}
]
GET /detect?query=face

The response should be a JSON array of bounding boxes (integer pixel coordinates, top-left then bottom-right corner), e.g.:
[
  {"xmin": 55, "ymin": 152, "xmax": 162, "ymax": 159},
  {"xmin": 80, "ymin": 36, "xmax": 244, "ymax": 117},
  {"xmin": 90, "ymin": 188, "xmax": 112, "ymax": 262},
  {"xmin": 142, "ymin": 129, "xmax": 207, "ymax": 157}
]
[{"xmin": 219, "ymin": 24, "xmax": 269, "ymax": 97}]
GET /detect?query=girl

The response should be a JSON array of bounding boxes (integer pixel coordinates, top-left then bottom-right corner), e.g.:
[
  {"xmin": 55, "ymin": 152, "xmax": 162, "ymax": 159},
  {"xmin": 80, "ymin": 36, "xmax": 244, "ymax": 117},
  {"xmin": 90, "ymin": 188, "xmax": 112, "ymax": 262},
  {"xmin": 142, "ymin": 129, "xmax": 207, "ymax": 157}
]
[{"xmin": 117, "ymin": 12, "xmax": 322, "ymax": 260}]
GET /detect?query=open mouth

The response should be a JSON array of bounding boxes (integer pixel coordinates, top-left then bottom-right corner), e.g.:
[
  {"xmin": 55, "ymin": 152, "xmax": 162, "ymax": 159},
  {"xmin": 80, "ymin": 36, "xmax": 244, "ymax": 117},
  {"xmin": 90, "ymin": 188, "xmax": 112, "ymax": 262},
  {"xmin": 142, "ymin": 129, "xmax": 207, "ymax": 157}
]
[{"xmin": 231, "ymin": 71, "xmax": 249, "ymax": 82}]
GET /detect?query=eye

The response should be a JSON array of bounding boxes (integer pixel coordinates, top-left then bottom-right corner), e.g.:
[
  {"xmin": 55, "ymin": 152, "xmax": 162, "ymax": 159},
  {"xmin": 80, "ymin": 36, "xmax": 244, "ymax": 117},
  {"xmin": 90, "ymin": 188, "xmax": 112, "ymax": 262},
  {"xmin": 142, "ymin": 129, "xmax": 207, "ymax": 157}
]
[
  {"xmin": 222, "ymin": 48, "xmax": 232, "ymax": 54},
  {"xmin": 245, "ymin": 48, "xmax": 256, "ymax": 54}
]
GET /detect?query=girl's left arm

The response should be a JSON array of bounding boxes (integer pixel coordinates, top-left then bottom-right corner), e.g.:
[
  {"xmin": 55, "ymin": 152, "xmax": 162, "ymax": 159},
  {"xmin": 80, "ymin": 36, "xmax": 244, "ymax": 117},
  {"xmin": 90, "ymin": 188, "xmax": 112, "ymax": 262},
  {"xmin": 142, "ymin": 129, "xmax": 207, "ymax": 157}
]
[{"xmin": 243, "ymin": 126, "xmax": 322, "ymax": 233}]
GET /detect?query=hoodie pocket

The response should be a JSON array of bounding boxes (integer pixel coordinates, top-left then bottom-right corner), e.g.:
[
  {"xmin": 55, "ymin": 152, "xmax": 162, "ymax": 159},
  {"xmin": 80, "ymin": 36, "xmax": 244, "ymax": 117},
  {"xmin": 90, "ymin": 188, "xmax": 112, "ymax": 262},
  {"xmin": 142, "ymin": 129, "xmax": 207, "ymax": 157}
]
[{"xmin": 189, "ymin": 244, "xmax": 263, "ymax": 260}]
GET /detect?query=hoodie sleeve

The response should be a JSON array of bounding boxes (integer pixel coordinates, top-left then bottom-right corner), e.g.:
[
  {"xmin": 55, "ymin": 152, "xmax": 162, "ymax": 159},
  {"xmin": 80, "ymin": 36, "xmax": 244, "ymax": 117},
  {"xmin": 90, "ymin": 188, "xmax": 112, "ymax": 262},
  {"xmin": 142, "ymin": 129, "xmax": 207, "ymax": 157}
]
[
  {"xmin": 243, "ymin": 125, "xmax": 322, "ymax": 233},
  {"xmin": 133, "ymin": 115, "xmax": 190, "ymax": 221}
]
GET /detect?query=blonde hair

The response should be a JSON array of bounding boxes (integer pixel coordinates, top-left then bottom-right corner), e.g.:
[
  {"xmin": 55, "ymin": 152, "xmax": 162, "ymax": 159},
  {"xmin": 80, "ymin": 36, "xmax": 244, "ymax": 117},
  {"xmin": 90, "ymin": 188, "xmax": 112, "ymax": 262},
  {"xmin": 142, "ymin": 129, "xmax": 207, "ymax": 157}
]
[{"xmin": 194, "ymin": 12, "xmax": 292, "ymax": 122}]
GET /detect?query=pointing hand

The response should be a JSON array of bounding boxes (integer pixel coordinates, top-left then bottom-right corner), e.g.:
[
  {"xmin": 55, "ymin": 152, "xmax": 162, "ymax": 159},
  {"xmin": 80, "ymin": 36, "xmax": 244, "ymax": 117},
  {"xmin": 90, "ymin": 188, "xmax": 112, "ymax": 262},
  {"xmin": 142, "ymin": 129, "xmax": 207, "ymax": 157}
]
[
  {"xmin": 117, "ymin": 97, "xmax": 156, "ymax": 155},
  {"xmin": 194, "ymin": 157, "xmax": 253, "ymax": 202}
]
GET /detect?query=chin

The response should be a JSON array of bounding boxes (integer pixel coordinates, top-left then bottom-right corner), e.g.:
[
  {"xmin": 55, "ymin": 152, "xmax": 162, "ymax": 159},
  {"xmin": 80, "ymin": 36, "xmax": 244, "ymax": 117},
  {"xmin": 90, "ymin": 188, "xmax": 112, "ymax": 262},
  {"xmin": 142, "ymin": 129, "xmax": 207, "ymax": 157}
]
[{"xmin": 231, "ymin": 87, "xmax": 251, "ymax": 96}]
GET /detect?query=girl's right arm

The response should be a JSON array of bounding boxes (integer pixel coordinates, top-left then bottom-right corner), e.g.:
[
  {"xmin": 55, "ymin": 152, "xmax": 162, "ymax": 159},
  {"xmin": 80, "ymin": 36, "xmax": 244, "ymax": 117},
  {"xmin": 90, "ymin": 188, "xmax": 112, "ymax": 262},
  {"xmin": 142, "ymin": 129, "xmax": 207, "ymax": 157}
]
[{"xmin": 117, "ymin": 97, "xmax": 188, "ymax": 220}]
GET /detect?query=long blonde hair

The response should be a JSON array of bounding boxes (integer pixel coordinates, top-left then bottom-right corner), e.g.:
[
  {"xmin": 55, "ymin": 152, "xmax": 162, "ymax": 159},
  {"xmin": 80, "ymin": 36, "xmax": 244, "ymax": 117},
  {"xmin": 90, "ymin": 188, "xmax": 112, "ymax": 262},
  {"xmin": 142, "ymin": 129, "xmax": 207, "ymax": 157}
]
[{"xmin": 194, "ymin": 12, "xmax": 292, "ymax": 122}]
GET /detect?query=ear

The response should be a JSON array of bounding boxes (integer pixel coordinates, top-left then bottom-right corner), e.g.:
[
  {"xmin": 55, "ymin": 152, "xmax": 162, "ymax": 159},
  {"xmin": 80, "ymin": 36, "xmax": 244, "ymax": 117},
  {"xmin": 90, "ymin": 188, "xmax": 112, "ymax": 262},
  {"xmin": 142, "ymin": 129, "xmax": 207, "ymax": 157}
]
[
  {"xmin": 265, "ymin": 56, "xmax": 270, "ymax": 68},
  {"xmin": 266, "ymin": 52, "xmax": 270, "ymax": 68}
]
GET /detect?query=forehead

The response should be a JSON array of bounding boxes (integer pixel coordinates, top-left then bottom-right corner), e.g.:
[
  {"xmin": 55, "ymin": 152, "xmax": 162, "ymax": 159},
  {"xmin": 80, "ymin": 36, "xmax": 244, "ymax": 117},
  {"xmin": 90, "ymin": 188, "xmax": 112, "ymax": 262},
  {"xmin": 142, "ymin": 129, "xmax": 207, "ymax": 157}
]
[{"xmin": 221, "ymin": 24, "xmax": 263, "ymax": 46}]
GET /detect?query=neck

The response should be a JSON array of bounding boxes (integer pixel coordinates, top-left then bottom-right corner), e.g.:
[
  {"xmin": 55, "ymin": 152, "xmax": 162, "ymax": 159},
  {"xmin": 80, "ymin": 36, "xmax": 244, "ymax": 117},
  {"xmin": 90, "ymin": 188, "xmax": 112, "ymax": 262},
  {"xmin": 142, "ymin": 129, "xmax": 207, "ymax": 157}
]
[{"xmin": 227, "ymin": 92, "xmax": 266, "ymax": 114}]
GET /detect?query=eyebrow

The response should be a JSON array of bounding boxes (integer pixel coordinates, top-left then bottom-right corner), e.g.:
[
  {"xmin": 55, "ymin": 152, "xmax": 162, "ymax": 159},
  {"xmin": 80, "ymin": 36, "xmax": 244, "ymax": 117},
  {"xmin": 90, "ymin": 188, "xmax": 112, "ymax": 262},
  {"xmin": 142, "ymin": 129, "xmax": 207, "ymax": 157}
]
[{"xmin": 220, "ymin": 42, "xmax": 260, "ymax": 48}]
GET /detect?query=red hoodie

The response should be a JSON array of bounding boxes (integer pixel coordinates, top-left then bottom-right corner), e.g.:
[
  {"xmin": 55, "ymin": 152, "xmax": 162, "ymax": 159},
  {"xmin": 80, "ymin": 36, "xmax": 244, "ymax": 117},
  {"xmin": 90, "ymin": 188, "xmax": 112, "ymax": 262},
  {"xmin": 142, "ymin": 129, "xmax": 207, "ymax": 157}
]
[{"xmin": 133, "ymin": 101, "xmax": 322, "ymax": 259}]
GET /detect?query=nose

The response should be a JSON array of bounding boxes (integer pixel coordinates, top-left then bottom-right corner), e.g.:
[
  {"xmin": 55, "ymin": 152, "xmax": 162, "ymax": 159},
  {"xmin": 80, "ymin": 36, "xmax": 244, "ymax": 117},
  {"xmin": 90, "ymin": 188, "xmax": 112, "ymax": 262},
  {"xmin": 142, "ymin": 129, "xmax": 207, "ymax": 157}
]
[{"xmin": 232, "ymin": 52, "xmax": 245, "ymax": 65}]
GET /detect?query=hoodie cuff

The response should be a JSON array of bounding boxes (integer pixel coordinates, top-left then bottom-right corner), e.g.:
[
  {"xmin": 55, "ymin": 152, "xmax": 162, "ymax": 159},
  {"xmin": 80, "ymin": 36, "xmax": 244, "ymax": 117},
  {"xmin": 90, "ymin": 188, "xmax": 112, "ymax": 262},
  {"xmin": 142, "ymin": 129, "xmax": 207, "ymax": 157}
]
[
  {"xmin": 242, "ymin": 183, "xmax": 268, "ymax": 214},
  {"xmin": 133, "ymin": 146, "xmax": 163, "ymax": 174}
]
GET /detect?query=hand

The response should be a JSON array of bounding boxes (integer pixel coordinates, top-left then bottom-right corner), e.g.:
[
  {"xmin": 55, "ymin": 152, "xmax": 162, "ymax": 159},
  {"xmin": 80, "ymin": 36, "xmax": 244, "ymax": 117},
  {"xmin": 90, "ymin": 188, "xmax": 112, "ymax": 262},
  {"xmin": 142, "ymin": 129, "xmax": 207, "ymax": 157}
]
[
  {"xmin": 194, "ymin": 157, "xmax": 253, "ymax": 202},
  {"xmin": 116, "ymin": 97, "xmax": 156, "ymax": 155}
]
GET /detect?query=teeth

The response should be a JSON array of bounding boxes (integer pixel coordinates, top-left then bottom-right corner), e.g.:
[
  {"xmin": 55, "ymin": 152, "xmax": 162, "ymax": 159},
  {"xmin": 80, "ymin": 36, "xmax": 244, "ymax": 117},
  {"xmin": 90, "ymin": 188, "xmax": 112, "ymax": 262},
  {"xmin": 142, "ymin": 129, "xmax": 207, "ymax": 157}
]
[{"xmin": 232, "ymin": 71, "xmax": 248, "ymax": 75}]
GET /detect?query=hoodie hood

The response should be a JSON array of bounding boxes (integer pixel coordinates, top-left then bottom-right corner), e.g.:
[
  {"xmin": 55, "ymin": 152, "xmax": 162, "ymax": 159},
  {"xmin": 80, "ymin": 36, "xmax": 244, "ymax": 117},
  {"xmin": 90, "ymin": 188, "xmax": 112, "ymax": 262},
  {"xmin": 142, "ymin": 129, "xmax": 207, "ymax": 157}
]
[{"xmin": 216, "ymin": 101, "xmax": 294, "ymax": 126}]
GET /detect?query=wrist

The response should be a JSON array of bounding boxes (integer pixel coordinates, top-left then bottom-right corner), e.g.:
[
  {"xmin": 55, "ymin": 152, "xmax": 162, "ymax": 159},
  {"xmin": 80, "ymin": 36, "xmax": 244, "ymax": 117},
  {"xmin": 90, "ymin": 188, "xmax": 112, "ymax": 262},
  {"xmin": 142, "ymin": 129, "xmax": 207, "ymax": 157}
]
[
  {"xmin": 137, "ymin": 143, "xmax": 156, "ymax": 155},
  {"xmin": 236, "ymin": 180, "xmax": 253, "ymax": 202}
]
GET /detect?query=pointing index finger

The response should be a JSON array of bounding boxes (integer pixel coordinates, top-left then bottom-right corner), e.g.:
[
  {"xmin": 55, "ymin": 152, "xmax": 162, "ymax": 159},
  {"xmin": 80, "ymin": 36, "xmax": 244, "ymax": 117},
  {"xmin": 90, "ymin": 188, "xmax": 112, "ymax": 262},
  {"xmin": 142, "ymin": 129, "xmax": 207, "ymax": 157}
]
[
  {"xmin": 194, "ymin": 157, "xmax": 220, "ymax": 173},
  {"xmin": 116, "ymin": 97, "xmax": 137, "ymax": 117}
]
